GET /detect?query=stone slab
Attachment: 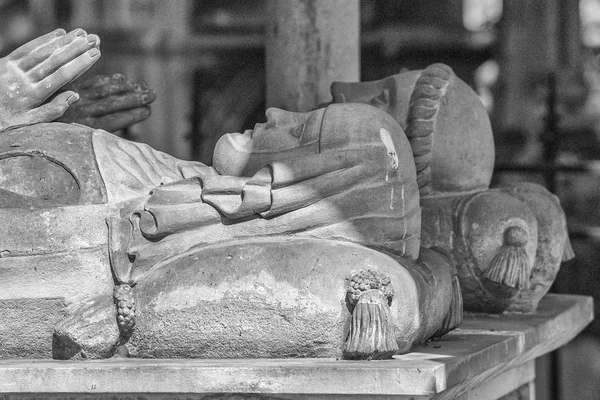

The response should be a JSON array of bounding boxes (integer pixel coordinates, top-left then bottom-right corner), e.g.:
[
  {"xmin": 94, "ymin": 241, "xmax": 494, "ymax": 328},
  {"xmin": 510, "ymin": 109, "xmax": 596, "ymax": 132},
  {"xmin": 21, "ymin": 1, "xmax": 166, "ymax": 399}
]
[
  {"xmin": 0, "ymin": 294, "xmax": 592, "ymax": 399},
  {"xmin": 456, "ymin": 360, "xmax": 535, "ymax": 400}
]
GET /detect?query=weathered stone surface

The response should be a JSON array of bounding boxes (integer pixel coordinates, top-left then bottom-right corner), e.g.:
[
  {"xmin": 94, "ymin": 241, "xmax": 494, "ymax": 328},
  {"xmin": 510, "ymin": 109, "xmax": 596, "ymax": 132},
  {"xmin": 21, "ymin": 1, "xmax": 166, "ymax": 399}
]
[
  {"xmin": 500, "ymin": 182, "xmax": 571, "ymax": 313},
  {"xmin": 53, "ymin": 293, "xmax": 120, "ymax": 360},
  {"xmin": 0, "ymin": 248, "xmax": 112, "ymax": 301},
  {"xmin": 0, "ymin": 206, "xmax": 108, "ymax": 257},
  {"xmin": 420, "ymin": 189, "xmax": 539, "ymax": 313},
  {"xmin": 129, "ymin": 238, "xmax": 454, "ymax": 358},
  {"xmin": 0, "ymin": 298, "xmax": 67, "ymax": 359},
  {"xmin": 0, "ymin": 123, "xmax": 107, "ymax": 205},
  {"xmin": 0, "ymin": 202, "xmax": 115, "ymax": 358},
  {"xmin": 0, "ymin": 295, "xmax": 592, "ymax": 398}
]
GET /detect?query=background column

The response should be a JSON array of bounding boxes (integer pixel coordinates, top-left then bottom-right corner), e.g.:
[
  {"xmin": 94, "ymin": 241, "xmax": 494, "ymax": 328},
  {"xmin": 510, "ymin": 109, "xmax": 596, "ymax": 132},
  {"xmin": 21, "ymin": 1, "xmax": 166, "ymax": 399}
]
[{"xmin": 265, "ymin": 0, "xmax": 360, "ymax": 112}]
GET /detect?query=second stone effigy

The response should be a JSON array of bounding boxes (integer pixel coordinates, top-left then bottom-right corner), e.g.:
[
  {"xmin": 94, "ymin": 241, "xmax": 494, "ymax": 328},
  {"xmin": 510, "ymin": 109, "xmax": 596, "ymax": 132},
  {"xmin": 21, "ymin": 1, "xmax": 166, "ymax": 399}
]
[{"xmin": 333, "ymin": 63, "xmax": 572, "ymax": 314}]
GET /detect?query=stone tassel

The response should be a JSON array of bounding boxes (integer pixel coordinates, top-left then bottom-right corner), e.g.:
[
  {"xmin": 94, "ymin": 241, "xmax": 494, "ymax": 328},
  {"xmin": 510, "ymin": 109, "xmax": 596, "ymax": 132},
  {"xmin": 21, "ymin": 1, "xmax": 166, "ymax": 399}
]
[
  {"xmin": 484, "ymin": 226, "xmax": 531, "ymax": 290},
  {"xmin": 114, "ymin": 284, "xmax": 136, "ymax": 341},
  {"xmin": 562, "ymin": 234, "xmax": 575, "ymax": 262},
  {"xmin": 343, "ymin": 289, "xmax": 399, "ymax": 360},
  {"xmin": 432, "ymin": 274, "xmax": 463, "ymax": 339}
]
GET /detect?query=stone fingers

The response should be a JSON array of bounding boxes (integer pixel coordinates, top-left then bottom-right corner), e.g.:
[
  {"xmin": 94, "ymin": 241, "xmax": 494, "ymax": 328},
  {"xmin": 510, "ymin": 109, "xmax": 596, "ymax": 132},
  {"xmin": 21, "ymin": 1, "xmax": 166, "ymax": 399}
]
[
  {"xmin": 6, "ymin": 29, "xmax": 67, "ymax": 61},
  {"xmin": 77, "ymin": 74, "xmax": 140, "ymax": 99},
  {"xmin": 38, "ymin": 47, "xmax": 101, "ymax": 98},
  {"xmin": 1, "ymin": 91, "xmax": 79, "ymax": 131},
  {"xmin": 77, "ymin": 89, "xmax": 156, "ymax": 116},
  {"xmin": 85, "ymin": 107, "xmax": 152, "ymax": 132},
  {"xmin": 32, "ymin": 91, "xmax": 80, "ymax": 121},
  {"xmin": 0, "ymin": 29, "xmax": 101, "ymax": 132},
  {"xmin": 74, "ymin": 74, "xmax": 114, "ymax": 91},
  {"xmin": 16, "ymin": 29, "xmax": 88, "ymax": 72},
  {"xmin": 28, "ymin": 34, "xmax": 100, "ymax": 82},
  {"xmin": 55, "ymin": 72, "xmax": 156, "ymax": 131}
]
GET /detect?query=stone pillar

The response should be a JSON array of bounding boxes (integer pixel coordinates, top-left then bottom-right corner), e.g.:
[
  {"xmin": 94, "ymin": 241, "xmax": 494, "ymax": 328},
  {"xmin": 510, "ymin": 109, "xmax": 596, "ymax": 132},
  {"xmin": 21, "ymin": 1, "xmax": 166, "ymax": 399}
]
[
  {"xmin": 265, "ymin": 0, "xmax": 360, "ymax": 112},
  {"xmin": 494, "ymin": 0, "xmax": 588, "ymax": 165},
  {"xmin": 495, "ymin": 0, "xmax": 559, "ymax": 137},
  {"xmin": 558, "ymin": 0, "xmax": 583, "ymax": 72}
]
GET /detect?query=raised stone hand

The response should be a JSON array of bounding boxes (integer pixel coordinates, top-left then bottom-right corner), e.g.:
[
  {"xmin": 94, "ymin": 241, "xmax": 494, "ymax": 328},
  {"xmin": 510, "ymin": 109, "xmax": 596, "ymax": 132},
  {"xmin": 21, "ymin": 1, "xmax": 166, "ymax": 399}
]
[
  {"xmin": 0, "ymin": 28, "xmax": 100, "ymax": 133},
  {"xmin": 56, "ymin": 73, "xmax": 156, "ymax": 132}
]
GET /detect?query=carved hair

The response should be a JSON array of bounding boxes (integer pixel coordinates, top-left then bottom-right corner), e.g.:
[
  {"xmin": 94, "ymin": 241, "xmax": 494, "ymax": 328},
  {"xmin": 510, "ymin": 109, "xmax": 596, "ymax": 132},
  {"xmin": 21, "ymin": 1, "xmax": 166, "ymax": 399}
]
[{"xmin": 405, "ymin": 63, "xmax": 454, "ymax": 195}]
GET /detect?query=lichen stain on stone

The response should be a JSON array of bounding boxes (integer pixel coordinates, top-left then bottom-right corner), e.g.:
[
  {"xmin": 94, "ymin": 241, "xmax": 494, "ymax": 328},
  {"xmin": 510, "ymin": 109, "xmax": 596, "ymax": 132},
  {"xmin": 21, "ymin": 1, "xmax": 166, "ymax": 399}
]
[{"xmin": 152, "ymin": 269, "xmax": 334, "ymax": 314}]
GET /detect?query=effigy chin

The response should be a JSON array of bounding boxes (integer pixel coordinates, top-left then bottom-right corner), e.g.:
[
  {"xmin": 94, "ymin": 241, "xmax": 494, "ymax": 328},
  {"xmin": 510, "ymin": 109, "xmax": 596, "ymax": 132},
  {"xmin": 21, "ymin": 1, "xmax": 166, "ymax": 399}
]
[{"xmin": 0, "ymin": 104, "xmax": 460, "ymax": 360}]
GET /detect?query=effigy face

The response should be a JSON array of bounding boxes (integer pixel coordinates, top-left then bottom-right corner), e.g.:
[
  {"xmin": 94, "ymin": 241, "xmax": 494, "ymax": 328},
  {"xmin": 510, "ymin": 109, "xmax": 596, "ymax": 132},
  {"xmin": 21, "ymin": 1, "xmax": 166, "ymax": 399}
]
[
  {"xmin": 0, "ymin": 104, "xmax": 461, "ymax": 360},
  {"xmin": 213, "ymin": 107, "xmax": 323, "ymax": 177},
  {"xmin": 332, "ymin": 63, "xmax": 573, "ymax": 314}
]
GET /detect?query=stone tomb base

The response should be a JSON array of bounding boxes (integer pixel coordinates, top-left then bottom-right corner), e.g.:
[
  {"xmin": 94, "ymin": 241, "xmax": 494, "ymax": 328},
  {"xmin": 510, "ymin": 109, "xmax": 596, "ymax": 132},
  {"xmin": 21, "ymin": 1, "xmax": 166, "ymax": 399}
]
[{"xmin": 0, "ymin": 294, "xmax": 593, "ymax": 400}]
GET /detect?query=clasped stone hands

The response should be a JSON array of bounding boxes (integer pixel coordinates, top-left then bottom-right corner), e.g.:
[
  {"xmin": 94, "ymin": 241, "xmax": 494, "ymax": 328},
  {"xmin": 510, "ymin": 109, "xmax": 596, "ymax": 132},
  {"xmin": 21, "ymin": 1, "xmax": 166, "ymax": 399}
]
[
  {"xmin": 0, "ymin": 28, "xmax": 99, "ymax": 132},
  {"xmin": 0, "ymin": 29, "xmax": 156, "ymax": 133}
]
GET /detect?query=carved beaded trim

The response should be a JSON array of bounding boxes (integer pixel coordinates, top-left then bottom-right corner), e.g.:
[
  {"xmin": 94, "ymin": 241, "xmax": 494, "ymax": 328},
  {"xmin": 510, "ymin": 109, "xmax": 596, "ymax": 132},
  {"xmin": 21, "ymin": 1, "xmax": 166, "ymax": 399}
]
[
  {"xmin": 405, "ymin": 63, "xmax": 454, "ymax": 195},
  {"xmin": 346, "ymin": 270, "xmax": 394, "ymax": 306},
  {"xmin": 114, "ymin": 284, "xmax": 135, "ymax": 338}
]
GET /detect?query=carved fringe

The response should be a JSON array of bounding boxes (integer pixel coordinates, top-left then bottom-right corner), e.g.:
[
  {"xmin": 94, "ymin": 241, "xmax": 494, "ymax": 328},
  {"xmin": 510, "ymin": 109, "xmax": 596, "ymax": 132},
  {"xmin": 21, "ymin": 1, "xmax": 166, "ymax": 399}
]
[
  {"xmin": 432, "ymin": 275, "xmax": 463, "ymax": 339},
  {"xmin": 484, "ymin": 245, "xmax": 530, "ymax": 290},
  {"xmin": 562, "ymin": 235, "xmax": 575, "ymax": 262},
  {"xmin": 343, "ymin": 289, "xmax": 399, "ymax": 360}
]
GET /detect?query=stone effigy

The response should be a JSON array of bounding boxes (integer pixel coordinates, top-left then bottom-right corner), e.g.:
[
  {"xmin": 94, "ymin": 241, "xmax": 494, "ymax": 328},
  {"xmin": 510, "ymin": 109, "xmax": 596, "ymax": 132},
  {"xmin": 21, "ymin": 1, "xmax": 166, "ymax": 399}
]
[
  {"xmin": 0, "ymin": 32, "xmax": 462, "ymax": 360},
  {"xmin": 332, "ymin": 63, "xmax": 573, "ymax": 313},
  {"xmin": 0, "ymin": 110, "xmax": 461, "ymax": 361}
]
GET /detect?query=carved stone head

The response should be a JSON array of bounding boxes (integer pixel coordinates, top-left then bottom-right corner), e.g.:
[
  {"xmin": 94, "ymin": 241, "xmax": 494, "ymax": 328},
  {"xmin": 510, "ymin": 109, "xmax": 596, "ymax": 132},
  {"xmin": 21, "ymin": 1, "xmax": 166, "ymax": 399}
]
[{"xmin": 213, "ymin": 102, "xmax": 417, "ymax": 184}]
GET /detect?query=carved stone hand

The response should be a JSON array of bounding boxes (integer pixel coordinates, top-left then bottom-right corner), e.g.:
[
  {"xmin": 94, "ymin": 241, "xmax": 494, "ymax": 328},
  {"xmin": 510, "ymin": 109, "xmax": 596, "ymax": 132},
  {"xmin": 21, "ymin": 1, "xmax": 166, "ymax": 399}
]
[
  {"xmin": 56, "ymin": 73, "xmax": 156, "ymax": 132},
  {"xmin": 0, "ymin": 28, "xmax": 100, "ymax": 133}
]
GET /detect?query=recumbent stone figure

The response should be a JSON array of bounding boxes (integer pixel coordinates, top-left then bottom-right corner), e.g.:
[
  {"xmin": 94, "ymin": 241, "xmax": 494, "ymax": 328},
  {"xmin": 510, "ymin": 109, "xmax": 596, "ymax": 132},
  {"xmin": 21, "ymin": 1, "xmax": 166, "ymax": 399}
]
[
  {"xmin": 332, "ymin": 63, "xmax": 573, "ymax": 313},
  {"xmin": 0, "ymin": 30, "xmax": 461, "ymax": 360}
]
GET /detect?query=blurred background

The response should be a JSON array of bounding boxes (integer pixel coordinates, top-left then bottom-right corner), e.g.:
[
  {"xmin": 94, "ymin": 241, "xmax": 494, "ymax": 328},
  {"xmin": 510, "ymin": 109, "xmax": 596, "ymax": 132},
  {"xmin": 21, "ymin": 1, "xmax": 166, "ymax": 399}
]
[{"xmin": 2, "ymin": 0, "xmax": 600, "ymax": 398}]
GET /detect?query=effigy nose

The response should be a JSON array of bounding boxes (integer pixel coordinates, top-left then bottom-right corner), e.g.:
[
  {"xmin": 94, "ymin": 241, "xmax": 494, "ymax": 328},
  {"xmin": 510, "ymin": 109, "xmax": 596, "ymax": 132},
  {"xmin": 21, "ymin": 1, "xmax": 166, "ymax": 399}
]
[{"xmin": 265, "ymin": 107, "xmax": 287, "ymax": 123}]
